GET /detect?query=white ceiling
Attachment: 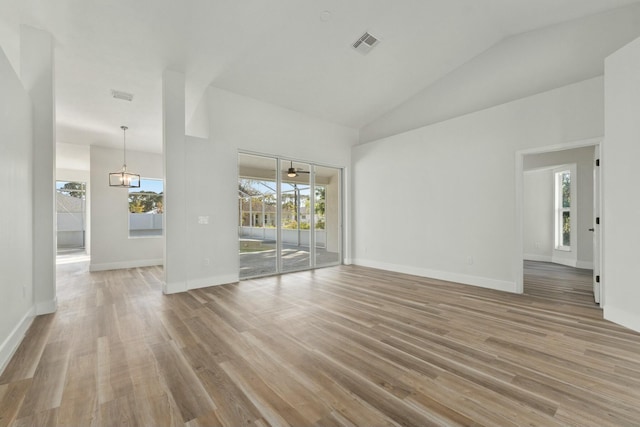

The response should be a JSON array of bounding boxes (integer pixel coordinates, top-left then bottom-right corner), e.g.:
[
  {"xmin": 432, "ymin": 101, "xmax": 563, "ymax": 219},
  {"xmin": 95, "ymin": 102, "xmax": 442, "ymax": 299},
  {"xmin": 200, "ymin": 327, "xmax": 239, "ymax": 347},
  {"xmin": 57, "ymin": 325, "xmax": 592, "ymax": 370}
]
[{"xmin": 1, "ymin": 0, "xmax": 639, "ymax": 154}]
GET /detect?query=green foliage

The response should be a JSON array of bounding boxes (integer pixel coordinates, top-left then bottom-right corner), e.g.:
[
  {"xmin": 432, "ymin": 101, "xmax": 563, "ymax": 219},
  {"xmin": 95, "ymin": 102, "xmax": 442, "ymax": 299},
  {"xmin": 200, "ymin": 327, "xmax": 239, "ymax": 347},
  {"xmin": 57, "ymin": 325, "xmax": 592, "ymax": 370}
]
[
  {"xmin": 315, "ymin": 186, "xmax": 326, "ymax": 215},
  {"xmin": 283, "ymin": 219, "xmax": 298, "ymax": 229},
  {"xmin": 129, "ymin": 191, "xmax": 163, "ymax": 214},
  {"xmin": 561, "ymin": 172, "xmax": 571, "ymax": 208},
  {"xmin": 59, "ymin": 182, "xmax": 85, "ymax": 198},
  {"xmin": 562, "ymin": 212, "xmax": 571, "ymax": 246}
]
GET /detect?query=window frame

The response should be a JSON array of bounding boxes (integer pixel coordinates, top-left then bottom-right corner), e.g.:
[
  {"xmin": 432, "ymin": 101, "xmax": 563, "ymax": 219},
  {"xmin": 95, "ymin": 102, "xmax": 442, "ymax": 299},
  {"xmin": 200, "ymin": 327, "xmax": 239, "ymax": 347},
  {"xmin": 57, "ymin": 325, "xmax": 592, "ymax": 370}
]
[{"xmin": 553, "ymin": 165, "xmax": 576, "ymax": 252}]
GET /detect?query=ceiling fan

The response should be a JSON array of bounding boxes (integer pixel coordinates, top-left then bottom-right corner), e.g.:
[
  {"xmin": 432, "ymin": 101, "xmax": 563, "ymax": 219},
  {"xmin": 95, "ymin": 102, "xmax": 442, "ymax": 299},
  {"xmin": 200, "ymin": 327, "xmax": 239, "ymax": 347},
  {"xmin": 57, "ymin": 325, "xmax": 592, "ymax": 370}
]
[{"xmin": 286, "ymin": 161, "xmax": 310, "ymax": 178}]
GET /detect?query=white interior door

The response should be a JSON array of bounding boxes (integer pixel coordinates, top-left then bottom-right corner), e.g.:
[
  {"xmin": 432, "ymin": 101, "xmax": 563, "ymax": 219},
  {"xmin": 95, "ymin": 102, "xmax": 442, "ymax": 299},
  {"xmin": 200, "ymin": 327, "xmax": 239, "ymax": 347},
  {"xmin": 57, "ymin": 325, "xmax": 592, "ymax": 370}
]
[{"xmin": 593, "ymin": 145, "xmax": 601, "ymax": 304}]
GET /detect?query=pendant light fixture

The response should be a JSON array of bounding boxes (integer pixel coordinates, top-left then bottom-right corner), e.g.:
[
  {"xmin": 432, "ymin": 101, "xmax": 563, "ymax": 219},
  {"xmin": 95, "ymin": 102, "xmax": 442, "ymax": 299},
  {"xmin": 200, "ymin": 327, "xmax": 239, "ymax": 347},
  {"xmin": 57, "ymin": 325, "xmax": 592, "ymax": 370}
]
[{"xmin": 109, "ymin": 125, "xmax": 140, "ymax": 188}]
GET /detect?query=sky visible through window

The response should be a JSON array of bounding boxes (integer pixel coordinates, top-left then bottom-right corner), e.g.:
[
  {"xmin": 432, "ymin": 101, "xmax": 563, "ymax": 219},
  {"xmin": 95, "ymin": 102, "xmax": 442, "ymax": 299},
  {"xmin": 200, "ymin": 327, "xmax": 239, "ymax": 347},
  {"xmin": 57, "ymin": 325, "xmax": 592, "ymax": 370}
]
[{"xmin": 136, "ymin": 178, "xmax": 163, "ymax": 194}]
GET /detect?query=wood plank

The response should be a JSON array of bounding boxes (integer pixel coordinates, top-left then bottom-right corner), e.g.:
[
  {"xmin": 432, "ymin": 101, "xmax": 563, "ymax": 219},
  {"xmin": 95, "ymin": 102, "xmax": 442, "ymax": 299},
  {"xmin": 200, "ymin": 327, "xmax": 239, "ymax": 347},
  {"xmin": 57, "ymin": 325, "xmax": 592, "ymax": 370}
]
[
  {"xmin": 147, "ymin": 340, "xmax": 217, "ymax": 423},
  {"xmin": 2, "ymin": 263, "xmax": 640, "ymax": 426},
  {"xmin": 16, "ymin": 340, "xmax": 70, "ymax": 418},
  {"xmin": 0, "ymin": 379, "xmax": 31, "ymax": 427},
  {"xmin": 0, "ymin": 315, "xmax": 53, "ymax": 384}
]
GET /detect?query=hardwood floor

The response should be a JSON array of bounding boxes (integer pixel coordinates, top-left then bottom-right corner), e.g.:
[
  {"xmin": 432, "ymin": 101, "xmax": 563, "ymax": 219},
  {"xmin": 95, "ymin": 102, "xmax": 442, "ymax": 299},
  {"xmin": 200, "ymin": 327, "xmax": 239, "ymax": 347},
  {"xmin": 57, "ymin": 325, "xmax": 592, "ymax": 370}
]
[
  {"xmin": 2, "ymin": 262, "xmax": 640, "ymax": 426},
  {"xmin": 523, "ymin": 260, "xmax": 597, "ymax": 308}
]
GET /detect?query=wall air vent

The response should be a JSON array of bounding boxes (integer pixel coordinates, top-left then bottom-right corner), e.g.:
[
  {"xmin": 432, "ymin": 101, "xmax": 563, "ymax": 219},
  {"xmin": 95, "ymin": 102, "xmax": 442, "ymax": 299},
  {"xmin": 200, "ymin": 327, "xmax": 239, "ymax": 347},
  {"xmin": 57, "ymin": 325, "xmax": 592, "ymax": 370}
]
[
  {"xmin": 111, "ymin": 90, "xmax": 134, "ymax": 102},
  {"xmin": 352, "ymin": 32, "xmax": 380, "ymax": 55}
]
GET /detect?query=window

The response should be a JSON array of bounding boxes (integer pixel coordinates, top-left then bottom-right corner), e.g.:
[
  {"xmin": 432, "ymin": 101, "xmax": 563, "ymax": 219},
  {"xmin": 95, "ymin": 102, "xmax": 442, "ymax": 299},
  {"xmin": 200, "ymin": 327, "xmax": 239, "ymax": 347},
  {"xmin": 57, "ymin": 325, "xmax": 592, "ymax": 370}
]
[
  {"xmin": 128, "ymin": 178, "xmax": 163, "ymax": 237},
  {"xmin": 555, "ymin": 168, "xmax": 572, "ymax": 250}
]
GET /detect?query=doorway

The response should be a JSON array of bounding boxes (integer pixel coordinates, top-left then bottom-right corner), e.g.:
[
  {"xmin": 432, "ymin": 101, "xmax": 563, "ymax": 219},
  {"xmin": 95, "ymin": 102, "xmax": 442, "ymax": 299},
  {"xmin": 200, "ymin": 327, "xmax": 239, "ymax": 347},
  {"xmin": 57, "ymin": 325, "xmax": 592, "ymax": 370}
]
[
  {"xmin": 56, "ymin": 180, "xmax": 86, "ymax": 255},
  {"xmin": 238, "ymin": 153, "xmax": 342, "ymax": 279},
  {"xmin": 517, "ymin": 140, "xmax": 601, "ymax": 306}
]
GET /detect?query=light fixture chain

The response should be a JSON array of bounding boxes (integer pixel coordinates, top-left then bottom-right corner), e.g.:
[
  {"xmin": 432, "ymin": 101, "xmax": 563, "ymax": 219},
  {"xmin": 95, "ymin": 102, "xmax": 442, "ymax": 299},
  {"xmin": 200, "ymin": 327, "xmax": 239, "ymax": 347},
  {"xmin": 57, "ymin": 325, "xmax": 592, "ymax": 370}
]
[{"xmin": 121, "ymin": 125, "xmax": 128, "ymax": 170}]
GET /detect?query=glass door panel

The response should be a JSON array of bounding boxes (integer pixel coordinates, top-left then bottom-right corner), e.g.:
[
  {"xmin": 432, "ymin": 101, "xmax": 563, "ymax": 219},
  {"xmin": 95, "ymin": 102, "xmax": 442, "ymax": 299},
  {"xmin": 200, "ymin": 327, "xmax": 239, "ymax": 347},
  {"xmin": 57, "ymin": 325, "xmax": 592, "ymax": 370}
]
[
  {"xmin": 281, "ymin": 160, "xmax": 311, "ymax": 272},
  {"xmin": 238, "ymin": 154, "xmax": 278, "ymax": 278},
  {"xmin": 314, "ymin": 166, "xmax": 341, "ymax": 267}
]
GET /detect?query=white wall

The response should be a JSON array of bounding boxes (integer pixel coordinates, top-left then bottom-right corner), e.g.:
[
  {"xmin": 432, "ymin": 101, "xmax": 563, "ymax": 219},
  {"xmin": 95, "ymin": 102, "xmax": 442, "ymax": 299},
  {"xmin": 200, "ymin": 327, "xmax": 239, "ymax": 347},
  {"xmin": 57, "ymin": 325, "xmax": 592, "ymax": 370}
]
[
  {"xmin": 353, "ymin": 77, "xmax": 603, "ymax": 293},
  {"xmin": 523, "ymin": 170, "xmax": 554, "ymax": 262},
  {"xmin": 172, "ymin": 86, "xmax": 358, "ymax": 291},
  {"xmin": 523, "ymin": 146, "xmax": 596, "ymax": 269},
  {"xmin": 326, "ymin": 172, "xmax": 340, "ymax": 253},
  {"xmin": 21, "ymin": 26, "xmax": 56, "ymax": 315},
  {"xmin": 361, "ymin": 4, "xmax": 640, "ymax": 144},
  {"xmin": 603, "ymin": 35, "xmax": 640, "ymax": 332},
  {"xmin": 0, "ymin": 46, "xmax": 34, "ymax": 372},
  {"xmin": 89, "ymin": 146, "xmax": 163, "ymax": 271}
]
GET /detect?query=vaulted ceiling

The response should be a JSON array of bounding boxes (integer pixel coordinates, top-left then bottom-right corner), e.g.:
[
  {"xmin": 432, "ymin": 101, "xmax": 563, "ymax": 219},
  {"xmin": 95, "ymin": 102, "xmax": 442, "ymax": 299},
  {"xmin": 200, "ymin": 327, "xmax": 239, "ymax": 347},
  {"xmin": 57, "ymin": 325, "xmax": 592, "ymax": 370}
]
[{"xmin": 1, "ymin": 0, "xmax": 639, "ymax": 154}]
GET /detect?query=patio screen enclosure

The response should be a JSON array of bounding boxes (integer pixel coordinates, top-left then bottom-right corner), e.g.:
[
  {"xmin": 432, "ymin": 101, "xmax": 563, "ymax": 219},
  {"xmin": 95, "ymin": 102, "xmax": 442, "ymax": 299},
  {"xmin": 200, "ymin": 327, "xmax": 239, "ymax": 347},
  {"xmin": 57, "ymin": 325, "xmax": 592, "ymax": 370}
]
[{"xmin": 238, "ymin": 153, "xmax": 342, "ymax": 278}]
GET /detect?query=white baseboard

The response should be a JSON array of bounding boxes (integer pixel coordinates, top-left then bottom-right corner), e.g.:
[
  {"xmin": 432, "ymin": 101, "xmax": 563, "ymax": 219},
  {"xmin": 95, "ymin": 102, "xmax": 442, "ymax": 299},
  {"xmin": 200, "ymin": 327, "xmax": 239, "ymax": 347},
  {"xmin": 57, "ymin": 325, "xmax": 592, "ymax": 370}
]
[
  {"xmin": 605, "ymin": 305, "xmax": 640, "ymax": 334},
  {"xmin": 0, "ymin": 308, "xmax": 35, "ymax": 375},
  {"xmin": 36, "ymin": 297, "xmax": 57, "ymax": 315},
  {"xmin": 523, "ymin": 254, "xmax": 552, "ymax": 263},
  {"xmin": 527, "ymin": 255, "xmax": 593, "ymax": 270},
  {"xmin": 89, "ymin": 258, "xmax": 163, "ymax": 272},
  {"xmin": 551, "ymin": 257, "xmax": 577, "ymax": 268},
  {"xmin": 576, "ymin": 260, "xmax": 594, "ymax": 270},
  {"xmin": 164, "ymin": 280, "xmax": 187, "ymax": 294},
  {"xmin": 164, "ymin": 275, "xmax": 239, "ymax": 294},
  {"xmin": 187, "ymin": 274, "xmax": 239, "ymax": 291},
  {"xmin": 352, "ymin": 259, "xmax": 516, "ymax": 293}
]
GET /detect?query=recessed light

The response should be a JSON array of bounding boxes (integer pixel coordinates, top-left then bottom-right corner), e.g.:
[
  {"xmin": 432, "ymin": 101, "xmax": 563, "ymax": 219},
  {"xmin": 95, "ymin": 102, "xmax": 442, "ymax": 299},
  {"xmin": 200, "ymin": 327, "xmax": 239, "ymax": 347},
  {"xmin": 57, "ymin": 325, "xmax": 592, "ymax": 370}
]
[{"xmin": 320, "ymin": 10, "xmax": 332, "ymax": 22}]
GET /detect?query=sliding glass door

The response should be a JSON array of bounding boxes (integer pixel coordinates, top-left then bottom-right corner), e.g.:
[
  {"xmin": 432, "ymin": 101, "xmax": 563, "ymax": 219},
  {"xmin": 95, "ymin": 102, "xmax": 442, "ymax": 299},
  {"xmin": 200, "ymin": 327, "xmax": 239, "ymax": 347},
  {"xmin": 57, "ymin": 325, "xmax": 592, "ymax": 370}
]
[
  {"xmin": 238, "ymin": 154, "xmax": 278, "ymax": 278},
  {"xmin": 238, "ymin": 153, "xmax": 342, "ymax": 279},
  {"xmin": 281, "ymin": 161, "xmax": 311, "ymax": 273}
]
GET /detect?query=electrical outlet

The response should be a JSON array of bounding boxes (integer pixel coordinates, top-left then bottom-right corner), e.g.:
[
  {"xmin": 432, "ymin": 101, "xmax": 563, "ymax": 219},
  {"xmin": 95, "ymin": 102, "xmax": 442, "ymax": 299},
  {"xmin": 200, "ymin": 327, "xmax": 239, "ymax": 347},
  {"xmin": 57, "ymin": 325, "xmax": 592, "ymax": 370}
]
[{"xmin": 203, "ymin": 258, "xmax": 210, "ymax": 266}]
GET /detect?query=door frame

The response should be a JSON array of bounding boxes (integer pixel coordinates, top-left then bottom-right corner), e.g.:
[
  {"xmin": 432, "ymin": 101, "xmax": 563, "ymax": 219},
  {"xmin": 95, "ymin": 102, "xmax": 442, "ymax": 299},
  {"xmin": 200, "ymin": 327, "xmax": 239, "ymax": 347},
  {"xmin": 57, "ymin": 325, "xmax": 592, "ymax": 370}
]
[
  {"xmin": 238, "ymin": 151, "xmax": 344, "ymax": 279},
  {"xmin": 593, "ymin": 144, "xmax": 602, "ymax": 304},
  {"xmin": 515, "ymin": 138, "xmax": 603, "ymax": 306}
]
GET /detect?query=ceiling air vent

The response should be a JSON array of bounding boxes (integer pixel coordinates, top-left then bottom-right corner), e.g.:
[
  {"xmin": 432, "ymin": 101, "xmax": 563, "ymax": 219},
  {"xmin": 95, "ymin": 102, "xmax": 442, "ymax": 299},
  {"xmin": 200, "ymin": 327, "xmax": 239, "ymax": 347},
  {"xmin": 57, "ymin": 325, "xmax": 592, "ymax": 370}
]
[
  {"xmin": 352, "ymin": 32, "xmax": 380, "ymax": 55},
  {"xmin": 111, "ymin": 89, "xmax": 134, "ymax": 102}
]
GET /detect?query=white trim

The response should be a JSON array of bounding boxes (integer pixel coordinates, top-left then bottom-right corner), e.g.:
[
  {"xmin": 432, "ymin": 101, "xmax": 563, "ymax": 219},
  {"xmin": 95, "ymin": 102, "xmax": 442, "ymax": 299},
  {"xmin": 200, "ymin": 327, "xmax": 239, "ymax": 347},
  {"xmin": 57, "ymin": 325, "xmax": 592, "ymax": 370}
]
[
  {"xmin": 517, "ymin": 138, "xmax": 602, "ymax": 156},
  {"xmin": 605, "ymin": 305, "xmax": 640, "ymax": 334},
  {"xmin": 524, "ymin": 256, "xmax": 592, "ymax": 270},
  {"xmin": 89, "ymin": 258, "xmax": 163, "ymax": 272},
  {"xmin": 187, "ymin": 274, "xmax": 239, "ymax": 291},
  {"xmin": 36, "ymin": 297, "xmax": 57, "ymax": 315},
  {"xmin": 523, "ymin": 254, "xmax": 553, "ymax": 263},
  {"xmin": 576, "ymin": 260, "xmax": 594, "ymax": 270},
  {"xmin": 551, "ymin": 256, "xmax": 577, "ymax": 268},
  {"xmin": 0, "ymin": 308, "xmax": 35, "ymax": 375},
  {"xmin": 353, "ymin": 259, "xmax": 516, "ymax": 293}
]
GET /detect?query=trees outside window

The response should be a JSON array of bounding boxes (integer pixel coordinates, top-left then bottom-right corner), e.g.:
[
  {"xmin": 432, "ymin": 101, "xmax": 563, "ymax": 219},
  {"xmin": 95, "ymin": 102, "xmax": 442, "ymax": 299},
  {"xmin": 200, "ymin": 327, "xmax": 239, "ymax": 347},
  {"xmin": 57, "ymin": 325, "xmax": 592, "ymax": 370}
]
[
  {"xmin": 555, "ymin": 169, "xmax": 572, "ymax": 250},
  {"xmin": 129, "ymin": 178, "xmax": 163, "ymax": 237}
]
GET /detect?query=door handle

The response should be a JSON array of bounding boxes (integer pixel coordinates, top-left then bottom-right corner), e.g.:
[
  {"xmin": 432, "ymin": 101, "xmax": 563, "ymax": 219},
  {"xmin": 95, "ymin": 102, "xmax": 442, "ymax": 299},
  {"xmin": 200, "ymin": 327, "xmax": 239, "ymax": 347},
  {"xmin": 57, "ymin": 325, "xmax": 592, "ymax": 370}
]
[{"xmin": 588, "ymin": 228, "xmax": 595, "ymax": 231}]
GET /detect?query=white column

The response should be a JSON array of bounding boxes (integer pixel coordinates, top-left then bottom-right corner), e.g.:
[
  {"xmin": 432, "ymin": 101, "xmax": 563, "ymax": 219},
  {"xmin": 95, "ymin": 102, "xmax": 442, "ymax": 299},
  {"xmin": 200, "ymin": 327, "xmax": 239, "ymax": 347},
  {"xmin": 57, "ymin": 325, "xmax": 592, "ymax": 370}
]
[
  {"xmin": 163, "ymin": 70, "xmax": 188, "ymax": 293},
  {"xmin": 21, "ymin": 26, "xmax": 56, "ymax": 314}
]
